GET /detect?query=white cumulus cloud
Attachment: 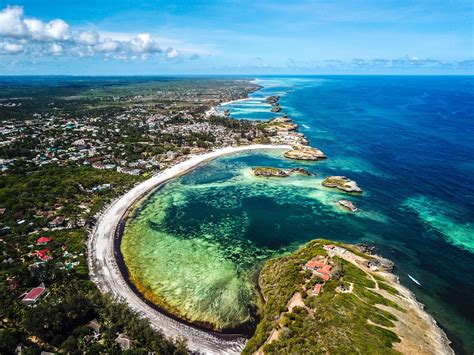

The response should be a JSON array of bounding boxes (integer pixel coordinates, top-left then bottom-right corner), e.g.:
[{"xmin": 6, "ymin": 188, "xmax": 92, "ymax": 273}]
[
  {"xmin": 0, "ymin": 6, "xmax": 26, "ymax": 37},
  {"xmin": 0, "ymin": 41, "xmax": 24, "ymax": 53},
  {"xmin": 75, "ymin": 31, "xmax": 99, "ymax": 45},
  {"xmin": 0, "ymin": 4, "xmax": 183, "ymax": 62},
  {"xmin": 166, "ymin": 48, "xmax": 179, "ymax": 60}
]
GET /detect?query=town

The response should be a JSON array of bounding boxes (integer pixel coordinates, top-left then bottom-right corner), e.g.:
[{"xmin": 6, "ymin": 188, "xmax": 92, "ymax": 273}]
[{"xmin": 0, "ymin": 77, "xmax": 281, "ymax": 353}]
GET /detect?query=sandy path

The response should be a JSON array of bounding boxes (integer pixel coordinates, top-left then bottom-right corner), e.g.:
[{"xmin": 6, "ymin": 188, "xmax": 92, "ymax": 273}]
[{"xmin": 87, "ymin": 145, "xmax": 290, "ymax": 354}]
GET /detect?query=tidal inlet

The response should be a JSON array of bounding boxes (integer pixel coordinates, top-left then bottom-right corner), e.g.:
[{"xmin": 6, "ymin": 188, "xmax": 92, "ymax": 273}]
[{"xmin": 120, "ymin": 150, "xmax": 353, "ymax": 330}]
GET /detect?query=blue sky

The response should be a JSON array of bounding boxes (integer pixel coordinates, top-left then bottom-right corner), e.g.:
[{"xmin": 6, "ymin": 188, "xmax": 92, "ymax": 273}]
[{"xmin": 0, "ymin": 0, "xmax": 473, "ymax": 74}]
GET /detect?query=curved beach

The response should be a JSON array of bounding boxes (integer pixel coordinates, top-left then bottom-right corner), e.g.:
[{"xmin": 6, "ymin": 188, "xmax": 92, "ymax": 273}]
[{"xmin": 87, "ymin": 144, "xmax": 290, "ymax": 354}]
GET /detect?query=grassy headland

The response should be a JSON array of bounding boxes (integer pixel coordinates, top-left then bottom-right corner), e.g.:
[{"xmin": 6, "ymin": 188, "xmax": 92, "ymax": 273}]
[{"xmin": 244, "ymin": 239, "xmax": 452, "ymax": 354}]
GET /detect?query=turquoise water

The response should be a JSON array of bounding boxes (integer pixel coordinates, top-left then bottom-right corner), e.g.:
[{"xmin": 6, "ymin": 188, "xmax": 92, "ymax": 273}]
[{"xmin": 124, "ymin": 76, "xmax": 474, "ymax": 353}]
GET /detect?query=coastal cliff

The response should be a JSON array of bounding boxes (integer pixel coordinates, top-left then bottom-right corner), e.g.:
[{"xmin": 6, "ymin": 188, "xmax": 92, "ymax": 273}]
[{"xmin": 244, "ymin": 239, "xmax": 453, "ymax": 355}]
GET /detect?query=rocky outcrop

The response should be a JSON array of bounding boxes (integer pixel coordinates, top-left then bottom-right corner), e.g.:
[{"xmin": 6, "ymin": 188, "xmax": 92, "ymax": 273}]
[
  {"xmin": 338, "ymin": 199, "xmax": 358, "ymax": 212},
  {"xmin": 262, "ymin": 116, "xmax": 298, "ymax": 133},
  {"xmin": 284, "ymin": 146, "xmax": 327, "ymax": 161},
  {"xmin": 252, "ymin": 166, "xmax": 311, "ymax": 177},
  {"xmin": 265, "ymin": 96, "xmax": 280, "ymax": 106},
  {"xmin": 322, "ymin": 176, "xmax": 362, "ymax": 193},
  {"xmin": 270, "ymin": 105, "xmax": 281, "ymax": 113},
  {"xmin": 355, "ymin": 243, "xmax": 375, "ymax": 254},
  {"xmin": 364, "ymin": 257, "xmax": 395, "ymax": 272}
]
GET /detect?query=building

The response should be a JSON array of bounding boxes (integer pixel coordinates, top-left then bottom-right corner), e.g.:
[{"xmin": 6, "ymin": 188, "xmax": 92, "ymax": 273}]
[
  {"xmin": 21, "ymin": 284, "xmax": 47, "ymax": 305},
  {"xmin": 115, "ymin": 334, "xmax": 131, "ymax": 350},
  {"xmin": 117, "ymin": 166, "xmax": 141, "ymax": 175},
  {"xmin": 304, "ymin": 257, "xmax": 332, "ymax": 281},
  {"xmin": 315, "ymin": 265, "xmax": 333, "ymax": 281},
  {"xmin": 323, "ymin": 244, "xmax": 336, "ymax": 251},
  {"xmin": 49, "ymin": 216, "xmax": 65, "ymax": 228},
  {"xmin": 313, "ymin": 283, "xmax": 323, "ymax": 296},
  {"xmin": 36, "ymin": 249, "xmax": 51, "ymax": 261},
  {"xmin": 304, "ymin": 259, "xmax": 326, "ymax": 271},
  {"xmin": 37, "ymin": 236, "xmax": 52, "ymax": 245},
  {"xmin": 324, "ymin": 244, "xmax": 346, "ymax": 254}
]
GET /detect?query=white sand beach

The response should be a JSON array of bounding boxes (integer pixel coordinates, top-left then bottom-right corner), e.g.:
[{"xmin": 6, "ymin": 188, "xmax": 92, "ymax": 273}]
[{"xmin": 87, "ymin": 144, "xmax": 290, "ymax": 354}]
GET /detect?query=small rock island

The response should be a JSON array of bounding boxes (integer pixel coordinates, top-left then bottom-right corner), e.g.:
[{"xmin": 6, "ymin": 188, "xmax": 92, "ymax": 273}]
[
  {"xmin": 322, "ymin": 176, "xmax": 362, "ymax": 193},
  {"xmin": 252, "ymin": 166, "xmax": 310, "ymax": 177},
  {"xmin": 284, "ymin": 146, "xmax": 327, "ymax": 161},
  {"xmin": 265, "ymin": 95, "xmax": 280, "ymax": 106},
  {"xmin": 338, "ymin": 199, "xmax": 358, "ymax": 212}
]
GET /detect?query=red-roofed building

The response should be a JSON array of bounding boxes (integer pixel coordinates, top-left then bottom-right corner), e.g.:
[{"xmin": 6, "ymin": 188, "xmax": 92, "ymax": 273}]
[
  {"xmin": 36, "ymin": 249, "xmax": 51, "ymax": 261},
  {"xmin": 37, "ymin": 236, "xmax": 52, "ymax": 245},
  {"xmin": 313, "ymin": 283, "xmax": 323, "ymax": 296},
  {"xmin": 315, "ymin": 264, "xmax": 332, "ymax": 281},
  {"xmin": 319, "ymin": 265, "xmax": 333, "ymax": 275},
  {"xmin": 21, "ymin": 284, "xmax": 47, "ymax": 305},
  {"xmin": 304, "ymin": 259, "xmax": 326, "ymax": 271},
  {"xmin": 320, "ymin": 274, "xmax": 330, "ymax": 281}
]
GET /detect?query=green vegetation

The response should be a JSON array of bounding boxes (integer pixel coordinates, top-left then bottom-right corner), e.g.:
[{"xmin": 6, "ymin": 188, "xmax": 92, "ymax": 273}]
[
  {"xmin": 252, "ymin": 167, "xmax": 289, "ymax": 177},
  {"xmin": 0, "ymin": 165, "xmax": 186, "ymax": 353},
  {"xmin": 243, "ymin": 239, "xmax": 401, "ymax": 354}
]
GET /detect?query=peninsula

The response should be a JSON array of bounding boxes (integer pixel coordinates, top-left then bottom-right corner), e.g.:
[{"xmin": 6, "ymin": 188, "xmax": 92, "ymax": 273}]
[{"xmin": 244, "ymin": 240, "xmax": 453, "ymax": 355}]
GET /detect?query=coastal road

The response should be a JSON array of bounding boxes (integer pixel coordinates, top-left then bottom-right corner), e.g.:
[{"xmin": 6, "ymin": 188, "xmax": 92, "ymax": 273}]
[{"xmin": 87, "ymin": 145, "xmax": 290, "ymax": 354}]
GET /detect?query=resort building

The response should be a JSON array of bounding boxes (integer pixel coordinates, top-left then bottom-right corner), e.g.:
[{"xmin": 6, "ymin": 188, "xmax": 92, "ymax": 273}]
[
  {"xmin": 36, "ymin": 249, "xmax": 52, "ymax": 261},
  {"xmin": 304, "ymin": 257, "xmax": 333, "ymax": 281},
  {"xmin": 37, "ymin": 236, "xmax": 52, "ymax": 245},
  {"xmin": 21, "ymin": 284, "xmax": 47, "ymax": 305}
]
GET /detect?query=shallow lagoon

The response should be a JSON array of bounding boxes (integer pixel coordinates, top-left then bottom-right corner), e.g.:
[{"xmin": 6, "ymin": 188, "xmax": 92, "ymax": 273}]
[{"xmin": 123, "ymin": 76, "xmax": 474, "ymax": 352}]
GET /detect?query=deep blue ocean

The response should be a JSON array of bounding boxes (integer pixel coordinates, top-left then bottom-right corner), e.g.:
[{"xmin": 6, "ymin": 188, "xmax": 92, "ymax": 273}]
[{"xmin": 218, "ymin": 76, "xmax": 474, "ymax": 353}]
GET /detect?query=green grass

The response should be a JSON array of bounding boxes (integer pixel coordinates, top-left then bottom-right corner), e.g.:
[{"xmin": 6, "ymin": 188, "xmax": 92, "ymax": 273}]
[{"xmin": 243, "ymin": 240, "xmax": 402, "ymax": 354}]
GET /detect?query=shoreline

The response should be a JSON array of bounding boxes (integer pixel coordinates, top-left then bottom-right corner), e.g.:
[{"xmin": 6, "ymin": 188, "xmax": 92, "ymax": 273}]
[
  {"xmin": 339, "ymin": 244, "xmax": 454, "ymax": 354},
  {"xmin": 87, "ymin": 144, "xmax": 291, "ymax": 354},
  {"xmin": 204, "ymin": 88, "xmax": 267, "ymax": 118},
  {"xmin": 252, "ymin": 240, "xmax": 453, "ymax": 354}
]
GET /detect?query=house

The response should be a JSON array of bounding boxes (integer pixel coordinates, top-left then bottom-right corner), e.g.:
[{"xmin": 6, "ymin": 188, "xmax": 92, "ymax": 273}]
[
  {"xmin": 319, "ymin": 273, "xmax": 330, "ymax": 282},
  {"xmin": 49, "ymin": 216, "xmax": 65, "ymax": 228},
  {"xmin": 314, "ymin": 264, "xmax": 332, "ymax": 281},
  {"xmin": 304, "ymin": 257, "xmax": 332, "ymax": 281},
  {"xmin": 324, "ymin": 244, "xmax": 346, "ymax": 254},
  {"xmin": 36, "ymin": 249, "xmax": 51, "ymax": 261},
  {"xmin": 115, "ymin": 333, "xmax": 131, "ymax": 350},
  {"xmin": 304, "ymin": 259, "xmax": 326, "ymax": 271},
  {"xmin": 37, "ymin": 236, "xmax": 52, "ymax": 245},
  {"xmin": 0, "ymin": 208, "xmax": 5, "ymax": 216},
  {"xmin": 313, "ymin": 283, "xmax": 323, "ymax": 296},
  {"xmin": 323, "ymin": 244, "xmax": 336, "ymax": 251},
  {"xmin": 117, "ymin": 166, "xmax": 141, "ymax": 175},
  {"xmin": 21, "ymin": 284, "xmax": 47, "ymax": 305}
]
